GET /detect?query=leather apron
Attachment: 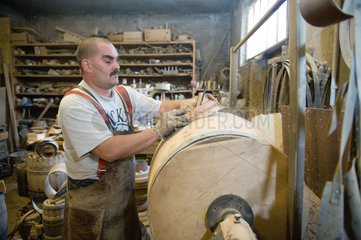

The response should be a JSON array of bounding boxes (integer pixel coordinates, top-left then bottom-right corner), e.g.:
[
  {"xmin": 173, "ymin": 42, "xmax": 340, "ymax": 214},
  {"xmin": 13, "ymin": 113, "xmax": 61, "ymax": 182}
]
[{"xmin": 62, "ymin": 129, "xmax": 142, "ymax": 240}]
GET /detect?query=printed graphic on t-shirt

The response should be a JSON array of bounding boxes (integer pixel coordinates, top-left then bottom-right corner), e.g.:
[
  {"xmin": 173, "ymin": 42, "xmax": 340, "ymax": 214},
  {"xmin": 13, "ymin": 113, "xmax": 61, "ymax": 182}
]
[{"xmin": 106, "ymin": 108, "xmax": 129, "ymax": 131}]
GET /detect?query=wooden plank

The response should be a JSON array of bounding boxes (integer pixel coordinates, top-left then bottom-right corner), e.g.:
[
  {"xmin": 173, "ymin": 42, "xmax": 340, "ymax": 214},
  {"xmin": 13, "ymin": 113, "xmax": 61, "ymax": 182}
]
[
  {"xmin": 138, "ymin": 141, "xmax": 159, "ymax": 155},
  {"xmin": 0, "ymin": 17, "xmax": 11, "ymax": 75},
  {"xmin": 55, "ymin": 26, "xmax": 85, "ymax": 42},
  {"xmin": 251, "ymin": 112, "xmax": 283, "ymax": 151},
  {"xmin": 12, "ymin": 26, "xmax": 49, "ymax": 42},
  {"xmin": 0, "ymin": 87, "xmax": 6, "ymax": 125},
  {"xmin": 1, "ymin": 53, "xmax": 20, "ymax": 149},
  {"xmin": 288, "ymin": 1, "xmax": 306, "ymax": 238},
  {"xmin": 281, "ymin": 106, "xmax": 347, "ymax": 198}
]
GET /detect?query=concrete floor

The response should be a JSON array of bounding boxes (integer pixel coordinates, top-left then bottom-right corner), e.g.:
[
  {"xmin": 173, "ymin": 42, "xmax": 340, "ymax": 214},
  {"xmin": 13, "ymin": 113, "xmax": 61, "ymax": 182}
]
[
  {"xmin": 3, "ymin": 172, "xmax": 31, "ymax": 237},
  {"xmin": 2, "ymin": 164, "xmax": 320, "ymax": 239}
]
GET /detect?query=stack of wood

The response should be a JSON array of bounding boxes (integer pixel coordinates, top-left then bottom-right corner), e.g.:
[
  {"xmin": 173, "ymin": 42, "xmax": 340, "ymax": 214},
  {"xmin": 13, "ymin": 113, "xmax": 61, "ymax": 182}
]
[
  {"xmin": 11, "ymin": 27, "xmax": 49, "ymax": 44},
  {"xmin": 55, "ymin": 27, "xmax": 85, "ymax": 43},
  {"xmin": 305, "ymin": 53, "xmax": 331, "ymax": 108},
  {"xmin": 135, "ymin": 160, "xmax": 149, "ymax": 229},
  {"xmin": 263, "ymin": 47, "xmax": 290, "ymax": 114}
]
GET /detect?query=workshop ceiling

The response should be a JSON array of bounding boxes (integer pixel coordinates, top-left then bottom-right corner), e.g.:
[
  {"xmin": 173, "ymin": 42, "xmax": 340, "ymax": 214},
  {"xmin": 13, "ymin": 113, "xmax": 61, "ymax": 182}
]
[{"xmin": 2, "ymin": 0, "xmax": 237, "ymax": 16}]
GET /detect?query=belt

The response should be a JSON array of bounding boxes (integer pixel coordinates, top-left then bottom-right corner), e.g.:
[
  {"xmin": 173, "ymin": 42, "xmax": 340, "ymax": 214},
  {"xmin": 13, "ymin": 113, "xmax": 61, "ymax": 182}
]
[{"xmin": 67, "ymin": 177, "xmax": 98, "ymax": 190}]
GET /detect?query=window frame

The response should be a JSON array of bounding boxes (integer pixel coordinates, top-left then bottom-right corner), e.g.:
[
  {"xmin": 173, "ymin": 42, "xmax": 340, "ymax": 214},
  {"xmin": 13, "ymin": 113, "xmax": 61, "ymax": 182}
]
[{"xmin": 240, "ymin": 0, "xmax": 289, "ymax": 65}]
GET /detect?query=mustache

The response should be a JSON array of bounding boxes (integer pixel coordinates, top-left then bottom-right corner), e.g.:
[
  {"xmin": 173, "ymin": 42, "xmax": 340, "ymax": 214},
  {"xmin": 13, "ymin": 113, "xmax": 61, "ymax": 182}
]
[{"xmin": 110, "ymin": 69, "xmax": 119, "ymax": 76}]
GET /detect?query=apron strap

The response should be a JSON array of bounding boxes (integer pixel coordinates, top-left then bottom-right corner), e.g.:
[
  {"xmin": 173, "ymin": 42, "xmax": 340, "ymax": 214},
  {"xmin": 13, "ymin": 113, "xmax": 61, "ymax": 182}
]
[
  {"xmin": 114, "ymin": 85, "xmax": 133, "ymax": 125},
  {"xmin": 65, "ymin": 89, "xmax": 109, "ymax": 125},
  {"xmin": 64, "ymin": 85, "xmax": 133, "ymax": 178}
]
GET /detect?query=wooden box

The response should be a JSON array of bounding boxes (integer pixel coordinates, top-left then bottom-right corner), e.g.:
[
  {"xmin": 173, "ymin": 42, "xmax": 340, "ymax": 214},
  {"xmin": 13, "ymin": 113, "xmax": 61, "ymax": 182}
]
[
  {"xmin": 26, "ymin": 132, "xmax": 46, "ymax": 144},
  {"xmin": 108, "ymin": 34, "xmax": 123, "ymax": 42},
  {"xmin": 11, "ymin": 32, "xmax": 28, "ymax": 44},
  {"xmin": 144, "ymin": 29, "xmax": 171, "ymax": 42},
  {"xmin": 177, "ymin": 34, "xmax": 190, "ymax": 41},
  {"xmin": 0, "ymin": 132, "xmax": 8, "ymax": 141},
  {"xmin": 123, "ymin": 31, "xmax": 143, "ymax": 42}
]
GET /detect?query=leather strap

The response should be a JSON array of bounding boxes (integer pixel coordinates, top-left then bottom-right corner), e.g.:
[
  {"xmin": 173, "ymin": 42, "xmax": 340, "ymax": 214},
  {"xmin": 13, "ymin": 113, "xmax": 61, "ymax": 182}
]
[
  {"xmin": 64, "ymin": 90, "xmax": 109, "ymax": 125},
  {"xmin": 114, "ymin": 85, "xmax": 133, "ymax": 125},
  {"xmin": 64, "ymin": 85, "xmax": 133, "ymax": 178}
]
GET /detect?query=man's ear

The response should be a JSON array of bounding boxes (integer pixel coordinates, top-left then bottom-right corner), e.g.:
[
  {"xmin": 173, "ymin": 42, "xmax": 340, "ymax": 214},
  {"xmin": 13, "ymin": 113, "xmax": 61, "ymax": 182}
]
[{"xmin": 81, "ymin": 59, "xmax": 92, "ymax": 73}]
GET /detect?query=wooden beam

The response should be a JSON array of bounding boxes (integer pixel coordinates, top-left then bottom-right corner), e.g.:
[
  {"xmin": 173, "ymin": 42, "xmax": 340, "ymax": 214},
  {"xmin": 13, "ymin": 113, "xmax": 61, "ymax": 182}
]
[{"xmin": 288, "ymin": 0, "xmax": 307, "ymax": 239}]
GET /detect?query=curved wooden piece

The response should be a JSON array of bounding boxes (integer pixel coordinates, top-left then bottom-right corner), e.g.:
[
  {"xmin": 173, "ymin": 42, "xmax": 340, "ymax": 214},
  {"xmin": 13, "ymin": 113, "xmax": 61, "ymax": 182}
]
[
  {"xmin": 148, "ymin": 112, "xmax": 289, "ymax": 239},
  {"xmin": 300, "ymin": 0, "xmax": 352, "ymax": 27}
]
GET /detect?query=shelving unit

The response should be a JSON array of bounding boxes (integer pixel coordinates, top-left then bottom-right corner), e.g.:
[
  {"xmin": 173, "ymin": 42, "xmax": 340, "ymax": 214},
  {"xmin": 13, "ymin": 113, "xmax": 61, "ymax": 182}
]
[
  {"xmin": 114, "ymin": 41, "xmax": 196, "ymax": 89},
  {"xmin": 11, "ymin": 42, "xmax": 79, "ymax": 120},
  {"xmin": 11, "ymin": 40, "xmax": 197, "ymax": 120}
]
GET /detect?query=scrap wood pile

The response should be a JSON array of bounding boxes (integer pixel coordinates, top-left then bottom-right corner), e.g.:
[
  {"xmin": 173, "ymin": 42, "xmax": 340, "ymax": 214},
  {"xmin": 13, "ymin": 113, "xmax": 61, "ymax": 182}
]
[{"xmin": 263, "ymin": 52, "xmax": 332, "ymax": 113}]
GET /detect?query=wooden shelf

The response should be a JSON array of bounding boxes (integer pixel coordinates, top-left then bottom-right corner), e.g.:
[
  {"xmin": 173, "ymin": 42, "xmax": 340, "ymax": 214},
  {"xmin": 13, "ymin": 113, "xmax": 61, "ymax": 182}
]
[
  {"xmin": 14, "ymin": 54, "xmax": 76, "ymax": 57},
  {"xmin": 113, "ymin": 40, "xmax": 195, "ymax": 45},
  {"xmin": 16, "ymin": 92, "xmax": 65, "ymax": 97},
  {"xmin": 14, "ymin": 74, "xmax": 81, "ymax": 78},
  {"xmin": 195, "ymin": 89, "xmax": 221, "ymax": 92},
  {"xmin": 118, "ymin": 63, "xmax": 192, "ymax": 67},
  {"xmin": 15, "ymin": 64, "xmax": 79, "ymax": 68},
  {"xmin": 167, "ymin": 90, "xmax": 192, "ymax": 93},
  {"xmin": 118, "ymin": 53, "xmax": 192, "ymax": 58},
  {"xmin": 12, "ymin": 40, "xmax": 196, "ymax": 120},
  {"xmin": 119, "ymin": 74, "xmax": 192, "ymax": 78},
  {"xmin": 16, "ymin": 104, "xmax": 60, "ymax": 108},
  {"xmin": 12, "ymin": 42, "xmax": 78, "ymax": 47},
  {"xmin": 165, "ymin": 89, "xmax": 221, "ymax": 94}
]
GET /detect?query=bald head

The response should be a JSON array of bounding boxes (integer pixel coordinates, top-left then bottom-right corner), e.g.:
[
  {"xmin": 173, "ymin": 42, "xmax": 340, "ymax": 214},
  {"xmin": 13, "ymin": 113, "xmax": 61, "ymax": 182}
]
[{"xmin": 76, "ymin": 37, "xmax": 113, "ymax": 70}]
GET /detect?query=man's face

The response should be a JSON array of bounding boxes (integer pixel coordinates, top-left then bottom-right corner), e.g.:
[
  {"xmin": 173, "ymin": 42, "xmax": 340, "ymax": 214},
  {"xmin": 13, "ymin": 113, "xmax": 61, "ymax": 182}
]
[{"xmin": 89, "ymin": 42, "xmax": 120, "ymax": 89}]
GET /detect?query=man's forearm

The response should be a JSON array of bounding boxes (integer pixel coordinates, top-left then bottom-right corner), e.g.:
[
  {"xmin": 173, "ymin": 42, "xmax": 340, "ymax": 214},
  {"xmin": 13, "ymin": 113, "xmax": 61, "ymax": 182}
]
[
  {"xmin": 92, "ymin": 129, "xmax": 160, "ymax": 162},
  {"xmin": 155, "ymin": 98, "xmax": 196, "ymax": 118}
]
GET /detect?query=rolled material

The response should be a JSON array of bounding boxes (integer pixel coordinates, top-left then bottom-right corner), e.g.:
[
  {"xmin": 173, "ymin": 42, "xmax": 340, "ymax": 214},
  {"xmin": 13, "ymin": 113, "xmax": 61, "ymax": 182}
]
[
  {"xmin": 339, "ymin": 19, "xmax": 354, "ymax": 69},
  {"xmin": 36, "ymin": 138, "xmax": 59, "ymax": 159},
  {"xmin": 44, "ymin": 163, "xmax": 68, "ymax": 199}
]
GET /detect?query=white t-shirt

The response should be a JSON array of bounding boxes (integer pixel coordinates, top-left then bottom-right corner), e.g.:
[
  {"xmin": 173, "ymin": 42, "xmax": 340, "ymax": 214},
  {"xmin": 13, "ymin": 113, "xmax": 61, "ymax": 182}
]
[{"xmin": 58, "ymin": 80, "xmax": 161, "ymax": 180}]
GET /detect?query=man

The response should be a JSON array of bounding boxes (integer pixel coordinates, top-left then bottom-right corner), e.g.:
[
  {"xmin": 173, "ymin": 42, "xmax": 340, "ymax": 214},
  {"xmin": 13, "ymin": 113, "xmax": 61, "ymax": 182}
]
[{"xmin": 58, "ymin": 37, "xmax": 204, "ymax": 239}]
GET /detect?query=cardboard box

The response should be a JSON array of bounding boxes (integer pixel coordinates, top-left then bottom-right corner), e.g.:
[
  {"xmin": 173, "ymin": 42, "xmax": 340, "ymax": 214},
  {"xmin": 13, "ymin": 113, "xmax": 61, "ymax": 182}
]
[
  {"xmin": 177, "ymin": 34, "xmax": 190, "ymax": 41},
  {"xmin": 108, "ymin": 34, "xmax": 123, "ymax": 42},
  {"xmin": 26, "ymin": 132, "xmax": 46, "ymax": 144},
  {"xmin": 11, "ymin": 32, "xmax": 28, "ymax": 44},
  {"xmin": 0, "ymin": 132, "xmax": 8, "ymax": 141},
  {"xmin": 123, "ymin": 31, "xmax": 143, "ymax": 42},
  {"xmin": 145, "ymin": 29, "xmax": 171, "ymax": 42},
  {"xmin": 39, "ymin": 46, "xmax": 47, "ymax": 55}
]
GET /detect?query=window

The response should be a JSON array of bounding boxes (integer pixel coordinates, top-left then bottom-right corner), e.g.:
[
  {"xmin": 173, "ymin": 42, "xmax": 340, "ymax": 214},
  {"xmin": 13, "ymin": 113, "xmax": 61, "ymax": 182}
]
[{"xmin": 245, "ymin": 0, "xmax": 287, "ymax": 60}]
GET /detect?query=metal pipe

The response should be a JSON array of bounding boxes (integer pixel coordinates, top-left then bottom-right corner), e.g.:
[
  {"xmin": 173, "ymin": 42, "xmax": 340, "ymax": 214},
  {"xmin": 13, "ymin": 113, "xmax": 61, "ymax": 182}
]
[
  {"xmin": 330, "ymin": 24, "xmax": 340, "ymax": 106},
  {"xmin": 229, "ymin": 47, "xmax": 239, "ymax": 110},
  {"xmin": 288, "ymin": 0, "xmax": 306, "ymax": 239},
  {"xmin": 233, "ymin": 0, "xmax": 286, "ymax": 52}
]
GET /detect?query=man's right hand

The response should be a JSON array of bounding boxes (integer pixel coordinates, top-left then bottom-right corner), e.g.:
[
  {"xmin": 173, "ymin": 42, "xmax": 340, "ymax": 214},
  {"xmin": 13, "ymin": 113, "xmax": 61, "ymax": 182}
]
[{"xmin": 154, "ymin": 109, "xmax": 189, "ymax": 140}]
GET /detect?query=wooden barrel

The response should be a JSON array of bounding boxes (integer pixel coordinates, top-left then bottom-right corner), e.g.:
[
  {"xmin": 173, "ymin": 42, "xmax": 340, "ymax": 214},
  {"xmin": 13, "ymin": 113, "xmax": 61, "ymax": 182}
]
[
  {"xmin": 43, "ymin": 235, "xmax": 62, "ymax": 240},
  {"xmin": 148, "ymin": 112, "xmax": 288, "ymax": 240},
  {"xmin": 27, "ymin": 151, "xmax": 65, "ymax": 196},
  {"xmin": 42, "ymin": 198, "xmax": 65, "ymax": 237},
  {"xmin": 16, "ymin": 161, "xmax": 28, "ymax": 197}
]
